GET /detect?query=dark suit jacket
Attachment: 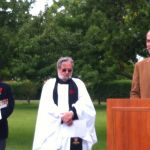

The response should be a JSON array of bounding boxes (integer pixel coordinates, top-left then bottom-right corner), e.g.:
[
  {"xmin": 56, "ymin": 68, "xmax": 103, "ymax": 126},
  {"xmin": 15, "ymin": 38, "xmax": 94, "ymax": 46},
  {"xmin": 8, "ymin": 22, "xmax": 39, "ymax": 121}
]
[{"xmin": 0, "ymin": 82, "xmax": 14, "ymax": 139}]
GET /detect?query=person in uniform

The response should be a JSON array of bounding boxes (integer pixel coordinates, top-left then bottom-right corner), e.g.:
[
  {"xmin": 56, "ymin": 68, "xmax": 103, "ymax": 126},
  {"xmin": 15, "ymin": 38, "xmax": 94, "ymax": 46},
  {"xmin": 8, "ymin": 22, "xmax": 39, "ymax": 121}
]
[{"xmin": 0, "ymin": 76, "xmax": 14, "ymax": 150}]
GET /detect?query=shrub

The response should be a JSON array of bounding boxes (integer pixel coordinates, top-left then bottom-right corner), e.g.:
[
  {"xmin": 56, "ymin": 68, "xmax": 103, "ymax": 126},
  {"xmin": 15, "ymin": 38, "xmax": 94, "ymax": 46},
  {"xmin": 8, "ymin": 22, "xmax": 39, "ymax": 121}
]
[
  {"xmin": 6, "ymin": 79, "xmax": 132, "ymax": 102},
  {"xmin": 88, "ymin": 79, "xmax": 131, "ymax": 102},
  {"xmin": 7, "ymin": 80, "xmax": 41, "ymax": 100}
]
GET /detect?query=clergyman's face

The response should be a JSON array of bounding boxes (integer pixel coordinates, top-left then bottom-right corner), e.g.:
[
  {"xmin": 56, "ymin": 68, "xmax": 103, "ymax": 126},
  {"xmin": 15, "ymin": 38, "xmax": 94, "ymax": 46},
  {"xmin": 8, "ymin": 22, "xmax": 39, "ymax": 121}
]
[
  {"xmin": 58, "ymin": 61, "xmax": 73, "ymax": 81},
  {"xmin": 146, "ymin": 32, "xmax": 150, "ymax": 54}
]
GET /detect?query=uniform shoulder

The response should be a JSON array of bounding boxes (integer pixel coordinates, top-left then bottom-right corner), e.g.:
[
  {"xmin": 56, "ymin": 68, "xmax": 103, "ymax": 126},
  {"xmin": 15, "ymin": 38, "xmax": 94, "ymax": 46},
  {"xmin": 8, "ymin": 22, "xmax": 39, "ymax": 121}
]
[{"xmin": 0, "ymin": 82, "xmax": 10, "ymax": 88}]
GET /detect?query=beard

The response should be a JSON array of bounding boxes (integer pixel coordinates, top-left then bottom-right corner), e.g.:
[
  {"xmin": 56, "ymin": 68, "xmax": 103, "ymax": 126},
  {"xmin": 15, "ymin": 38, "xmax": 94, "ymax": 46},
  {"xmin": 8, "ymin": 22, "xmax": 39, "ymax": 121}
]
[{"xmin": 58, "ymin": 73, "xmax": 72, "ymax": 81}]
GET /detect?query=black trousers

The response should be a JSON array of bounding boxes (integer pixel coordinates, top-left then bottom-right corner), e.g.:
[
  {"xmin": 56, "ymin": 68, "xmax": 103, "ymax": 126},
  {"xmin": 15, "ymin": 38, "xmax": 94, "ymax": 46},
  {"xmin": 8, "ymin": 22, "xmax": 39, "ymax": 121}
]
[{"xmin": 0, "ymin": 139, "xmax": 6, "ymax": 150}]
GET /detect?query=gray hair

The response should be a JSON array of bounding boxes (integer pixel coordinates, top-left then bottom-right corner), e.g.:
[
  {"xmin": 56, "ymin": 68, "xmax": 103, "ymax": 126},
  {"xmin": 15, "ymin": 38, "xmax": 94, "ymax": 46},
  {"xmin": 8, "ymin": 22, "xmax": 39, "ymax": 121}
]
[{"xmin": 57, "ymin": 57, "xmax": 74, "ymax": 69}]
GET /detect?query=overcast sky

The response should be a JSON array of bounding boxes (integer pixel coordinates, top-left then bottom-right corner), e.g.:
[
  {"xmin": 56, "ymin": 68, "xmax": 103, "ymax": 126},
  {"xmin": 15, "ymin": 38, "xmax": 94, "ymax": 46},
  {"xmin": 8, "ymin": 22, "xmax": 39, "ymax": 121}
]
[{"xmin": 30, "ymin": 0, "xmax": 53, "ymax": 16}]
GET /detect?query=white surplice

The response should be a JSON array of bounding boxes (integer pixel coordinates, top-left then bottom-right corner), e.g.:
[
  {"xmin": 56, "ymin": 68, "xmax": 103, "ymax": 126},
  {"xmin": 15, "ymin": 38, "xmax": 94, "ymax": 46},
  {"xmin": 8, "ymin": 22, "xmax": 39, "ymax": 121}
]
[{"xmin": 32, "ymin": 78, "xmax": 97, "ymax": 150}]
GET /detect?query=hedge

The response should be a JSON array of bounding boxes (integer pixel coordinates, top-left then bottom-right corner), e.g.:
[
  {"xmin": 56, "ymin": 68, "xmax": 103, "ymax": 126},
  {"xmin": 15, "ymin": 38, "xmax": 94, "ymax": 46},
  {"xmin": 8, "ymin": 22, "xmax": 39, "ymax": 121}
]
[
  {"xmin": 7, "ymin": 80, "xmax": 42, "ymax": 100},
  {"xmin": 88, "ymin": 79, "xmax": 132, "ymax": 102},
  {"xmin": 6, "ymin": 79, "xmax": 131, "ymax": 101}
]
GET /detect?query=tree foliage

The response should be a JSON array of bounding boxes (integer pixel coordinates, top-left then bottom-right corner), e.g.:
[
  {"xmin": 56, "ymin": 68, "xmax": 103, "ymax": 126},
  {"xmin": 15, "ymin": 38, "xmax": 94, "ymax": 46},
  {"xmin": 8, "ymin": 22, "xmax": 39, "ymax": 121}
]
[
  {"xmin": 0, "ymin": 0, "xmax": 34, "ymax": 79},
  {"xmin": 1, "ymin": 0, "xmax": 150, "ymax": 88}
]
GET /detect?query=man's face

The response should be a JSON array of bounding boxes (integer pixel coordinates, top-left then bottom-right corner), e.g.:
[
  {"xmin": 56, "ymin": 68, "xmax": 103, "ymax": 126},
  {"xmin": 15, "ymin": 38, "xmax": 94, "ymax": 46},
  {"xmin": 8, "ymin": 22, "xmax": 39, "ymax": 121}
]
[
  {"xmin": 58, "ymin": 61, "xmax": 73, "ymax": 81},
  {"xmin": 146, "ymin": 32, "xmax": 150, "ymax": 54}
]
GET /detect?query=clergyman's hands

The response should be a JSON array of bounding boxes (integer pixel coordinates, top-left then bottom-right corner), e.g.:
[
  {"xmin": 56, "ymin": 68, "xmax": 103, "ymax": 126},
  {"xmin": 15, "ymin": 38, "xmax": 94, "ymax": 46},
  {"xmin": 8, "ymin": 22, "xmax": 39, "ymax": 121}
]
[{"xmin": 61, "ymin": 111, "xmax": 74, "ymax": 126}]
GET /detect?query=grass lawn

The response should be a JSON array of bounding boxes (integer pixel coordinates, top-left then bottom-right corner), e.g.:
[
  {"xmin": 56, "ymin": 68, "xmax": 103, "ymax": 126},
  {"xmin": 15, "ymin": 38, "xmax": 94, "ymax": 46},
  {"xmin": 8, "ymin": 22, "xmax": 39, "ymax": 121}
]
[{"xmin": 7, "ymin": 100, "xmax": 106, "ymax": 150}]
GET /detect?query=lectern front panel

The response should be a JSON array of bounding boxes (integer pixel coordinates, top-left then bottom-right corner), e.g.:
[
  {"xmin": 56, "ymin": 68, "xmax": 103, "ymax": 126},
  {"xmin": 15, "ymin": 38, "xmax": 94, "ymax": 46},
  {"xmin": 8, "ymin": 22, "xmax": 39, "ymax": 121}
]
[{"xmin": 107, "ymin": 99, "xmax": 150, "ymax": 150}]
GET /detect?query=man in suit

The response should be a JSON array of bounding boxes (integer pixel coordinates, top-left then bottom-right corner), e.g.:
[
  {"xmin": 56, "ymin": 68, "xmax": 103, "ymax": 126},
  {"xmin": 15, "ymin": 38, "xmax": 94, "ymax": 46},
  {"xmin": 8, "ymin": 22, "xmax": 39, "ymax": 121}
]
[
  {"xmin": 130, "ymin": 30, "xmax": 150, "ymax": 98},
  {"xmin": 0, "ymin": 76, "xmax": 14, "ymax": 150}
]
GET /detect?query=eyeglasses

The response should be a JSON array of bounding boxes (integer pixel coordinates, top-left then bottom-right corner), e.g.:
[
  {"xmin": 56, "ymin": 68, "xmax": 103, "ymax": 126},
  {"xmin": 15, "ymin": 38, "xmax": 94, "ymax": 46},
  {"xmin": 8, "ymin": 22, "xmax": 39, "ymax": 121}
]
[{"xmin": 62, "ymin": 69, "xmax": 72, "ymax": 73}]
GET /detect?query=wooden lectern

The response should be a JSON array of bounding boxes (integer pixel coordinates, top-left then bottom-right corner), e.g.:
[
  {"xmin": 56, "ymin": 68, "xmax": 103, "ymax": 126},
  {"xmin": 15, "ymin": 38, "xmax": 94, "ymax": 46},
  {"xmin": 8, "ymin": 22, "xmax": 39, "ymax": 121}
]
[{"xmin": 107, "ymin": 99, "xmax": 150, "ymax": 150}]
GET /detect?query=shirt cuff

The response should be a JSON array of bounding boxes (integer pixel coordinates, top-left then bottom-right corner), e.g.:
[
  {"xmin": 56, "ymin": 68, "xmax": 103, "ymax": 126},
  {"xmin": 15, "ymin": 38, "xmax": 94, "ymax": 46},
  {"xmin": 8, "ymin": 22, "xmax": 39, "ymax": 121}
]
[{"xmin": 0, "ymin": 110, "xmax": 2, "ymax": 120}]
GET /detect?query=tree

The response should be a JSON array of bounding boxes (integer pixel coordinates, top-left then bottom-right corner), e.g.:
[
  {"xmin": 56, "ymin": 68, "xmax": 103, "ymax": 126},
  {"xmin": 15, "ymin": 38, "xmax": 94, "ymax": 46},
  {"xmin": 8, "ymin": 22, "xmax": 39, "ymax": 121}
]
[
  {"xmin": 0, "ymin": 0, "xmax": 34, "ymax": 79},
  {"xmin": 2, "ymin": 0, "xmax": 150, "ymax": 87}
]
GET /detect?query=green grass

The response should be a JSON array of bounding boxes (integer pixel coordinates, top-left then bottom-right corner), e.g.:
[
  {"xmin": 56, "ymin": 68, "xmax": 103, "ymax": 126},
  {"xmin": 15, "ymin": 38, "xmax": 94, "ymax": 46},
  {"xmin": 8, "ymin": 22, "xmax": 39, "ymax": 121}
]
[
  {"xmin": 7, "ymin": 101, "xmax": 106, "ymax": 150},
  {"xmin": 93, "ymin": 103, "xmax": 106, "ymax": 150}
]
